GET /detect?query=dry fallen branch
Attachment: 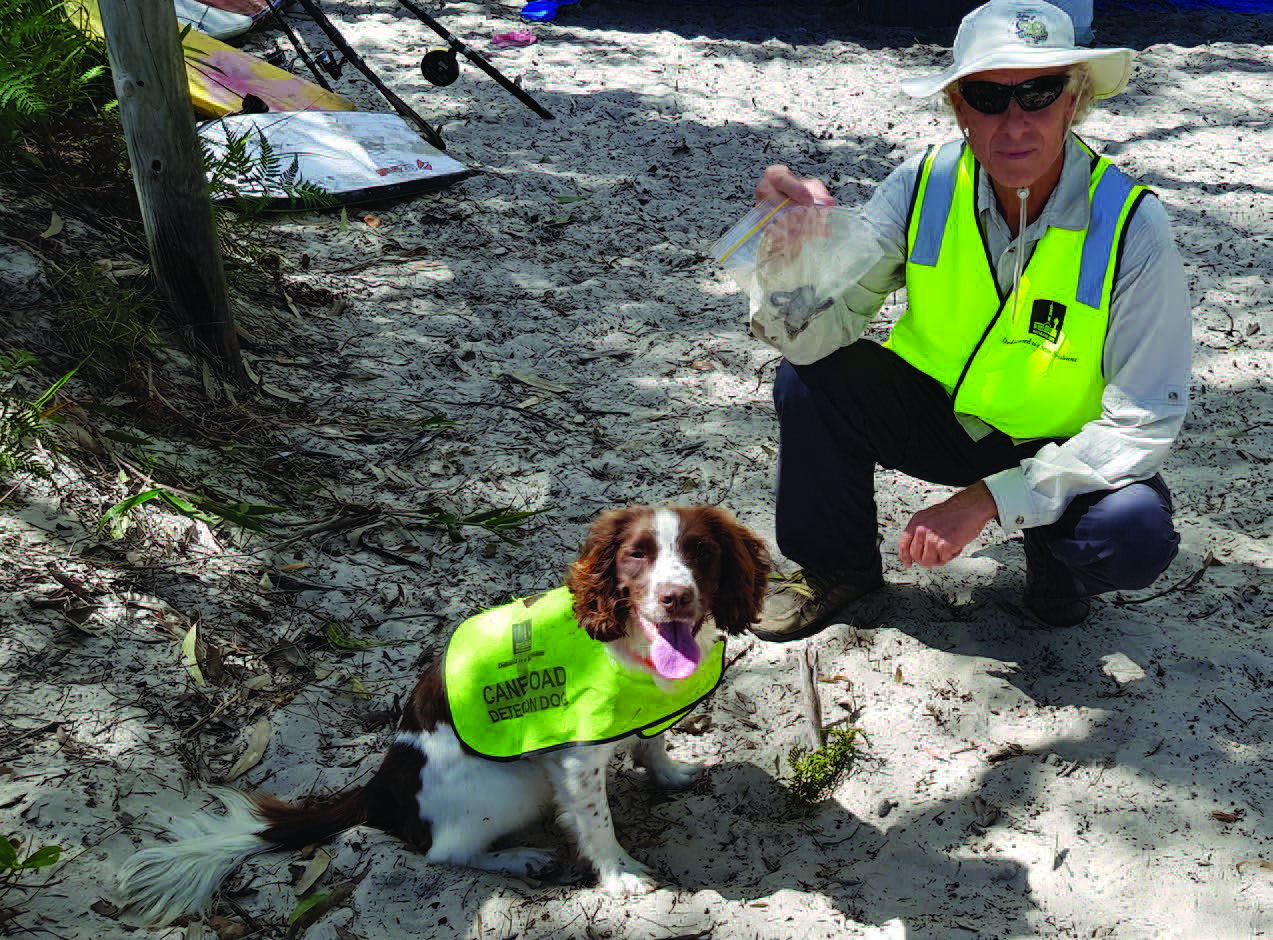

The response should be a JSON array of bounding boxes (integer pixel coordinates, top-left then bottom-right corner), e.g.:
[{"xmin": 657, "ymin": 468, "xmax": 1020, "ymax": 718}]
[
  {"xmin": 798, "ymin": 645, "xmax": 824, "ymax": 750},
  {"xmin": 1114, "ymin": 551, "xmax": 1218, "ymax": 606}
]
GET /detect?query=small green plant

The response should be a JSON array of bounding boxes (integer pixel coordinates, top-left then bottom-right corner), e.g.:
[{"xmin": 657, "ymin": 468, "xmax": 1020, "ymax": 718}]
[
  {"xmin": 785, "ymin": 728, "xmax": 860, "ymax": 806},
  {"xmin": 0, "ymin": 0, "xmax": 108, "ymax": 150},
  {"xmin": 0, "ymin": 357, "xmax": 78, "ymax": 481},
  {"xmin": 0, "ymin": 834, "xmax": 61, "ymax": 922},
  {"xmin": 99, "ymin": 486, "xmax": 285, "ymax": 538},
  {"xmin": 421, "ymin": 505, "xmax": 545, "ymax": 544},
  {"xmin": 0, "ymin": 349, "xmax": 38, "ymax": 374}
]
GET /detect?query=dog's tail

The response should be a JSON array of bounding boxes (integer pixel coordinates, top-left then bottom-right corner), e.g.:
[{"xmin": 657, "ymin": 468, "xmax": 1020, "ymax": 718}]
[{"xmin": 118, "ymin": 785, "xmax": 367, "ymax": 925}]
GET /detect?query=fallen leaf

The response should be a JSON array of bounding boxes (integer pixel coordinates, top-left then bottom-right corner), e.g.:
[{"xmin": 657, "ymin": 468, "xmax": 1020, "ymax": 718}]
[
  {"xmin": 893, "ymin": 665, "xmax": 903, "ymax": 683},
  {"xmin": 62, "ymin": 605, "xmax": 102, "ymax": 633},
  {"xmin": 226, "ymin": 718, "xmax": 271, "ymax": 781},
  {"xmin": 181, "ymin": 623, "xmax": 205, "ymax": 687},
  {"xmin": 348, "ymin": 675, "xmax": 371, "ymax": 699},
  {"xmin": 89, "ymin": 899, "xmax": 119, "ymax": 918},
  {"xmin": 294, "ymin": 847, "xmax": 332, "ymax": 895},
  {"xmin": 1236, "ymin": 859, "xmax": 1273, "ymax": 875},
  {"xmin": 363, "ymin": 214, "xmax": 381, "ymax": 228},
  {"xmin": 287, "ymin": 877, "xmax": 361, "ymax": 938},
  {"xmin": 1211, "ymin": 809, "xmax": 1243, "ymax": 824},
  {"xmin": 986, "ymin": 743, "xmax": 1026, "ymax": 763},
  {"xmin": 260, "ymin": 382, "xmax": 303, "ymax": 403},
  {"xmin": 278, "ymin": 562, "xmax": 309, "ymax": 573},
  {"xmin": 503, "ymin": 370, "xmax": 567, "ymax": 393},
  {"xmin": 40, "ymin": 212, "xmax": 63, "ymax": 238},
  {"xmin": 206, "ymin": 915, "xmax": 247, "ymax": 939},
  {"xmin": 677, "ymin": 713, "xmax": 713, "ymax": 734}
]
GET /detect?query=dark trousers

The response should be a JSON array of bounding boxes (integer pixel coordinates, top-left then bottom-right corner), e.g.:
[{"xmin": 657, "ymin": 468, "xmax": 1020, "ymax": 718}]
[{"xmin": 773, "ymin": 340, "xmax": 1180, "ymax": 596}]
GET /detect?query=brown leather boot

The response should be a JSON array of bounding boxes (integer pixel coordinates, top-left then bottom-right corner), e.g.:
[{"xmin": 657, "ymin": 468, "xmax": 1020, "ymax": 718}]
[{"xmin": 750, "ymin": 563, "xmax": 884, "ymax": 643}]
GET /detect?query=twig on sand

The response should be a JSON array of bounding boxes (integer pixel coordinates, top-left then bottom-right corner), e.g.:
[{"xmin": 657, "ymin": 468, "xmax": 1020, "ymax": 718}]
[
  {"xmin": 799, "ymin": 644, "xmax": 825, "ymax": 750},
  {"xmin": 1113, "ymin": 550, "xmax": 1218, "ymax": 606},
  {"xmin": 1214, "ymin": 696, "xmax": 1245, "ymax": 723}
]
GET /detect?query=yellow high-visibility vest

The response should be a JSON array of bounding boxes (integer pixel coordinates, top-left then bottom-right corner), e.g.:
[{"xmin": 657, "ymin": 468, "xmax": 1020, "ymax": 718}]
[
  {"xmin": 443, "ymin": 587, "xmax": 725, "ymax": 761},
  {"xmin": 884, "ymin": 138, "xmax": 1149, "ymax": 440}
]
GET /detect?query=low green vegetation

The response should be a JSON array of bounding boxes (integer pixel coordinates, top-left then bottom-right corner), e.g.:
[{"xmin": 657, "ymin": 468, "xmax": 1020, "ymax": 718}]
[
  {"xmin": 54, "ymin": 262, "xmax": 163, "ymax": 379},
  {"xmin": 785, "ymin": 728, "xmax": 860, "ymax": 806},
  {"xmin": 0, "ymin": 0, "xmax": 108, "ymax": 151},
  {"xmin": 98, "ymin": 486, "xmax": 286, "ymax": 538},
  {"xmin": 0, "ymin": 353, "xmax": 78, "ymax": 482},
  {"xmin": 0, "ymin": 834, "xmax": 61, "ymax": 927}
]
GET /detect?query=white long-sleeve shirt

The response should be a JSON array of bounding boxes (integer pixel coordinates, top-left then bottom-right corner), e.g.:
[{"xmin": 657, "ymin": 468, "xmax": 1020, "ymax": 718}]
[{"xmin": 755, "ymin": 134, "xmax": 1192, "ymax": 535}]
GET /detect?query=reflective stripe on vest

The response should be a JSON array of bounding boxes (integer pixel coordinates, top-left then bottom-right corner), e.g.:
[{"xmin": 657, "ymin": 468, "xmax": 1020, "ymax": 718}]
[
  {"xmin": 884, "ymin": 138, "xmax": 1147, "ymax": 440},
  {"xmin": 443, "ymin": 586, "xmax": 725, "ymax": 761}
]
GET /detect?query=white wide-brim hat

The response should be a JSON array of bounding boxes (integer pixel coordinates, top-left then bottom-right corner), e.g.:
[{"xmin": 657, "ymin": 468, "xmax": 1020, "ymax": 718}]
[{"xmin": 901, "ymin": 0, "xmax": 1134, "ymax": 100}]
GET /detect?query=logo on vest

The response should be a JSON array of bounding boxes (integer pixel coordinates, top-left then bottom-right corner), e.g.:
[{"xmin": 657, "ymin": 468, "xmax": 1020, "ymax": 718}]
[
  {"xmin": 488, "ymin": 616, "xmax": 567, "ymax": 723},
  {"xmin": 497, "ymin": 618, "xmax": 546, "ymax": 673},
  {"xmin": 512, "ymin": 618, "xmax": 532, "ymax": 656},
  {"xmin": 1029, "ymin": 299, "xmax": 1066, "ymax": 344}
]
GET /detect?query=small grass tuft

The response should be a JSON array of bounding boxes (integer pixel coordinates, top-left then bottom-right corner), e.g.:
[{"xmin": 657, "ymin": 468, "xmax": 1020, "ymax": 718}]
[
  {"xmin": 785, "ymin": 728, "xmax": 861, "ymax": 806},
  {"xmin": 55, "ymin": 262, "xmax": 162, "ymax": 380}
]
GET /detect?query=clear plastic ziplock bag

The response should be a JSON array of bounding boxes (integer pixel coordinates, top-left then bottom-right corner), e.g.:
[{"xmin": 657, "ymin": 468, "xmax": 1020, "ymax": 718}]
[{"xmin": 710, "ymin": 199, "xmax": 890, "ymax": 357}]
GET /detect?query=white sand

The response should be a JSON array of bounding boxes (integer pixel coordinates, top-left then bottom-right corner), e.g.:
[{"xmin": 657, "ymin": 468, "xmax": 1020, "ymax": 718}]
[{"xmin": 1, "ymin": 1, "xmax": 1270, "ymax": 937}]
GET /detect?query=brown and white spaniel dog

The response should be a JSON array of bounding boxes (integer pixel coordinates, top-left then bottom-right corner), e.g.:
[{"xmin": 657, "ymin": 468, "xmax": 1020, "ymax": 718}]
[{"xmin": 119, "ymin": 505, "xmax": 769, "ymax": 923}]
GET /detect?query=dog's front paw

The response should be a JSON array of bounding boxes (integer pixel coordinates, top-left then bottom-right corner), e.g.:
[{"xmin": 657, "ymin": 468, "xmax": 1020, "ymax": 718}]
[
  {"xmin": 651, "ymin": 758, "xmax": 703, "ymax": 790},
  {"xmin": 489, "ymin": 847, "xmax": 558, "ymax": 877},
  {"xmin": 598, "ymin": 856, "xmax": 657, "ymax": 896}
]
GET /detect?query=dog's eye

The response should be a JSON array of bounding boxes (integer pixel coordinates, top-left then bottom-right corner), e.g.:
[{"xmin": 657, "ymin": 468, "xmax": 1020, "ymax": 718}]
[
  {"xmin": 688, "ymin": 540, "xmax": 718, "ymax": 560},
  {"xmin": 626, "ymin": 548, "xmax": 647, "ymax": 560}
]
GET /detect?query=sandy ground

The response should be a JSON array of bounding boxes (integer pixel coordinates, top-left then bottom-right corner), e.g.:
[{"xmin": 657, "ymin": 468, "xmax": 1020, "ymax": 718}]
[{"xmin": 1, "ymin": 0, "xmax": 1271, "ymax": 937}]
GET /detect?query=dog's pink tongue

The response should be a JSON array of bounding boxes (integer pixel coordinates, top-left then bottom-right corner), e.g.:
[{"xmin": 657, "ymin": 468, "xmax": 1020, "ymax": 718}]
[{"xmin": 650, "ymin": 622, "xmax": 701, "ymax": 680}]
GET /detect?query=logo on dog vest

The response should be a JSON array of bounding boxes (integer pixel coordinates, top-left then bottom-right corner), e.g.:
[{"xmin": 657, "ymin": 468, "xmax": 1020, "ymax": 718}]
[{"xmin": 512, "ymin": 619, "xmax": 532, "ymax": 656}]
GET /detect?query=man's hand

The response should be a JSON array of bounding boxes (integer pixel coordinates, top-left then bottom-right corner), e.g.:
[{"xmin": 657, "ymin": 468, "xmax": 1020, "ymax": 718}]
[
  {"xmin": 899, "ymin": 481, "xmax": 999, "ymax": 568},
  {"xmin": 756, "ymin": 165, "xmax": 835, "ymax": 208}
]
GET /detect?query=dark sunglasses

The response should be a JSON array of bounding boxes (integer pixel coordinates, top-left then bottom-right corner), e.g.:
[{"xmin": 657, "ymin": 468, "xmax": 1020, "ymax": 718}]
[{"xmin": 958, "ymin": 74, "xmax": 1070, "ymax": 115}]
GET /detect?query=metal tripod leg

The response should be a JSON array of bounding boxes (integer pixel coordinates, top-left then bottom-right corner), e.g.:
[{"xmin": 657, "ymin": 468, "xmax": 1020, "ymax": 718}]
[
  {"xmin": 395, "ymin": 0, "xmax": 554, "ymax": 120},
  {"xmin": 293, "ymin": 0, "xmax": 448, "ymax": 150}
]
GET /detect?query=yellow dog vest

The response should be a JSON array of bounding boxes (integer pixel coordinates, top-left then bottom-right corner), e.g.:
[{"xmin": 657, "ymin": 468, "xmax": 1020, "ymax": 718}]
[
  {"xmin": 884, "ymin": 137, "xmax": 1149, "ymax": 440},
  {"xmin": 443, "ymin": 586, "xmax": 725, "ymax": 761}
]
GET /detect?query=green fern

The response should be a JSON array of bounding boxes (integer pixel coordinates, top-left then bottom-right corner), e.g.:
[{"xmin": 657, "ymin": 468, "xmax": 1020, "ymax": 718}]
[
  {"xmin": 0, "ymin": 358, "xmax": 78, "ymax": 482},
  {"xmin": 204, "ymin": 125, "xmax": 332, "ymax": 213},
  {"xmin": 200, "ymin": 123, "xmax": 333, "ymax": 270},
  {"xmin": 0, "ymin": 0, "xmax": 109, "ymax": 149}
]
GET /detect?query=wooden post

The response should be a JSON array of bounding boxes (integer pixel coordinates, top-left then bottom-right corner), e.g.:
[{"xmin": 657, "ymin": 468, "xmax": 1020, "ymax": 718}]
[{"xmin": 96, "ymin": 0, "xmax": 244, "ymax": 379}]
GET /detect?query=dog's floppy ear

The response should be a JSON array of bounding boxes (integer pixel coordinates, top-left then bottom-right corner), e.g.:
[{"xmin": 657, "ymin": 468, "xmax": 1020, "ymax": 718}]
[
  {"xmin": 702, "ymin": 508, "xmax": 771, "ymax": 635},
  {"xmin": 568, "ymin": 507, "xmax": 639, "ymax": 642}
]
